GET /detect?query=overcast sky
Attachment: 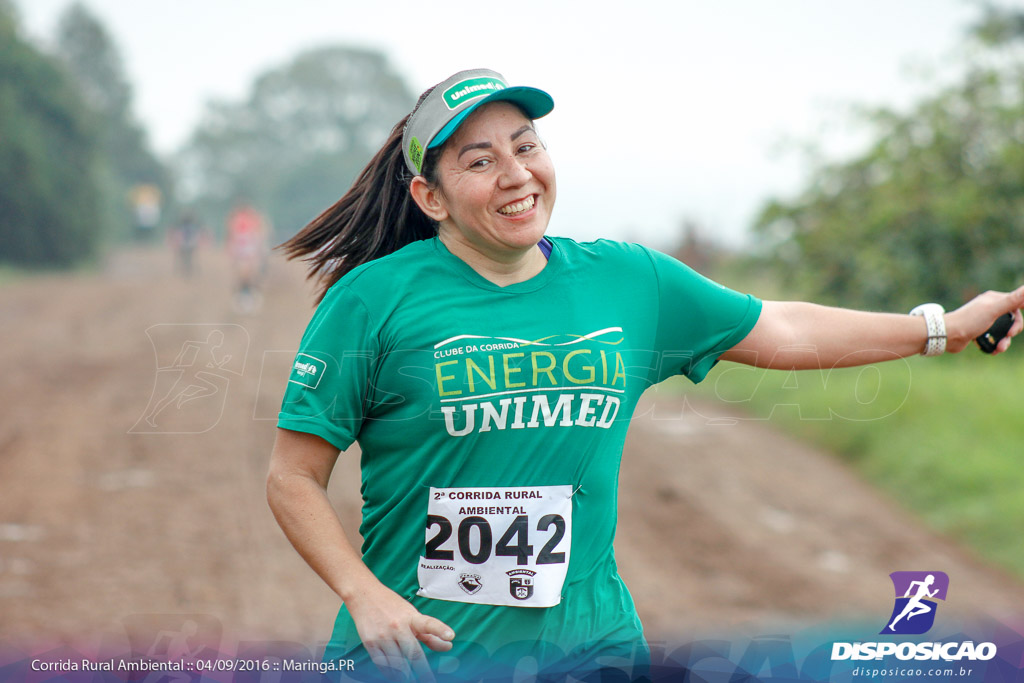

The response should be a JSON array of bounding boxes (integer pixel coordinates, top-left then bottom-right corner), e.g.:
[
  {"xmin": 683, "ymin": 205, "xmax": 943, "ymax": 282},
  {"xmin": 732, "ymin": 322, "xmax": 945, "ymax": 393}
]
[{"xmin": 17, "ymin": 0, "xmax": 1004, "ymax": 247}]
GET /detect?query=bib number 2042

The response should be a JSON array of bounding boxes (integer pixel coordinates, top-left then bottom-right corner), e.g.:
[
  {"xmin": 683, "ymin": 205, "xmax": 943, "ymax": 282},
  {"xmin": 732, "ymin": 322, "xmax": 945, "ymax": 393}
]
[
  {"xmin": 424, "ymin": 513, "xmax": 566, "ymax": 566},
  {"xmin": 417, "ymin": 485, "xmax": 572, "ymax": 607}
]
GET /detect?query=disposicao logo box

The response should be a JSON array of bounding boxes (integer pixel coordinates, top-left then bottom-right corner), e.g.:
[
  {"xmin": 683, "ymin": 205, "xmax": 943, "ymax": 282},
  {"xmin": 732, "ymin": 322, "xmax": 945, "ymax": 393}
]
[{"xmin": 881, "ymin": 571, "xmax": 949, "ymax": 635}]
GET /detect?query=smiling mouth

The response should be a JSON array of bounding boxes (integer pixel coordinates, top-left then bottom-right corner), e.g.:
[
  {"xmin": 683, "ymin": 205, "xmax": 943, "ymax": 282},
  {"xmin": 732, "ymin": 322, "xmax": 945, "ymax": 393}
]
[{"xmin": 497, "ymin": 195, "xmax": 536, "ymax": 216}]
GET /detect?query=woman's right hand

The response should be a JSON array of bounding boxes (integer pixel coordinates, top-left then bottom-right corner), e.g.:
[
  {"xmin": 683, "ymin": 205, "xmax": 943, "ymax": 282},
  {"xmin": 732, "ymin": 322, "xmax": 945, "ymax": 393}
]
[
  {"xmin": 267, "ymin": 430, "xmax": 456, "ymax": 680},
  {"xmin": 345, "ymin": 581, "xmax": 455, "ymax": 680}
]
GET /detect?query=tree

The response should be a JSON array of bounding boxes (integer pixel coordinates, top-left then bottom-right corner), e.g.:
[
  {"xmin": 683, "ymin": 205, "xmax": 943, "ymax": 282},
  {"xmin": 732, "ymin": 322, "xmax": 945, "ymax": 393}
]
[
  {"xmin": 0, "ymin": 2, "xmax": 104, "ymax": 266},
  {"xmin": 177, "ymin": 46, "xmax": 414, "ymax": 238},
  {"xmin": 753, "ymin": 5, "xmax": 1024, "ymax": 312},
  {"xmin": 54, "ymin": 2, "xmax": 169, "ymax": 240},
  {"xmin": 971, "ymin": 3, "xmax": 1024, "ymax": 46},
  {"xmin": 54, "ymin": 2, "xmax": 130, "ymax": 119}
]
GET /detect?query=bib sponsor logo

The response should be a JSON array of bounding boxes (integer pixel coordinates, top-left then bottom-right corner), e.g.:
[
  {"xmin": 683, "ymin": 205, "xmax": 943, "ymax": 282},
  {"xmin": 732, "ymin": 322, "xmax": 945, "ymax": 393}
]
[
  {"xmin": 289, "ymin": 353, "xmax": 326, "ymax": 389},
  {"xmin": 507, "ymin": 569, "xmax": 535, "ymax": 601},
  {"xmin": 458, "ymin": 573, "xmax": 482, "ymax": 595},
  {"xmin": 442, "ymin": 77, "xmax": 507, "ymax": 110}
]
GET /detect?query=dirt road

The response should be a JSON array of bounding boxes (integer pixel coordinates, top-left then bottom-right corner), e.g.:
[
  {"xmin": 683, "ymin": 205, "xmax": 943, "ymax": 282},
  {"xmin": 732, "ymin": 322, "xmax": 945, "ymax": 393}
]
[{"xmin": 2, "ymin": 247, "xmax": 1023, "ymax": 653}]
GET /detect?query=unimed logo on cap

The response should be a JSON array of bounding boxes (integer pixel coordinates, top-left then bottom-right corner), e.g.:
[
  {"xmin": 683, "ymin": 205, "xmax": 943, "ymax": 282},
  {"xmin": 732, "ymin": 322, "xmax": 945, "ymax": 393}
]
[
  {"xmin": 880, "ymin": 571, "xmax": 949, "ymax": 635},
  {"xmin": 442, "ymin": 77, "xmax": 506, "ymax": 110}
]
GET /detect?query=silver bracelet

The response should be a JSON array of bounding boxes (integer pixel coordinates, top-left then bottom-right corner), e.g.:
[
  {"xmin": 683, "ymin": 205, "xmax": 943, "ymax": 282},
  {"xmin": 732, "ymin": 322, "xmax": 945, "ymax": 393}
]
[{"xmin": 909, "ymin": 303, "xmax": 947, "ymax": 356}]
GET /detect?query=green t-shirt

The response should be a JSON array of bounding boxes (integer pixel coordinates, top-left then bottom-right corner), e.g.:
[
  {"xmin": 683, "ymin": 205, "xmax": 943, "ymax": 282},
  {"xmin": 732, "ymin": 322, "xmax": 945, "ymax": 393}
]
[{"xmin": 278, "ymin": 236, "xmax": 761, "ymax": 678}]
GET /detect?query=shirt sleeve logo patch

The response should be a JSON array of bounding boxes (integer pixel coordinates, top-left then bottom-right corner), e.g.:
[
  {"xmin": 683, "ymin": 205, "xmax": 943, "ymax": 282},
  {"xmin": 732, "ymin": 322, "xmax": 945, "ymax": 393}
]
[{"xmin": 289, "ymin": 353, "xmax": 327, "ymax": 389}]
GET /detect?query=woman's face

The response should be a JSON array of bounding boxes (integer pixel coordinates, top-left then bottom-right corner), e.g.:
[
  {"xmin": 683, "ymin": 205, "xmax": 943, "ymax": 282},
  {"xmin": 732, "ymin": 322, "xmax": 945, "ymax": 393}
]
[{"xmin": 425, "ymin": 101, "xmax": 556, "ymax": 262}]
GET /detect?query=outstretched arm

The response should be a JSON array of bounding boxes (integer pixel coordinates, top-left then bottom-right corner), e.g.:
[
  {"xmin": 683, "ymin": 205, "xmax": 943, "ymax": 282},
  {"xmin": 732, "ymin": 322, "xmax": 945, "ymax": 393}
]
[
  {"xmin": 266, "ymin": 428, "xmax": 454, "ymax": 679},
  {"xmin": 721, "ymin": 287, "xmax": 1024, "ymax": 370}
]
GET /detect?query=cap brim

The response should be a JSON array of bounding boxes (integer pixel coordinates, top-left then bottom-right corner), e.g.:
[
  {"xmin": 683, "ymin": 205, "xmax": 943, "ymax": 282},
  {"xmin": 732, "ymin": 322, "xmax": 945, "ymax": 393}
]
[{"xmin": 429, "ymin": 86, "xmax": 554, "ymax": 150}]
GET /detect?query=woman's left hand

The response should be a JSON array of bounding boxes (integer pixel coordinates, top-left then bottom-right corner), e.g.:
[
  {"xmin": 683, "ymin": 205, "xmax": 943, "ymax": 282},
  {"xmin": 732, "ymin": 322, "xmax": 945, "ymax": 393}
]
[{"xmin": 944, "ymin": 285, "xmax": 1024, "ymax": 354}]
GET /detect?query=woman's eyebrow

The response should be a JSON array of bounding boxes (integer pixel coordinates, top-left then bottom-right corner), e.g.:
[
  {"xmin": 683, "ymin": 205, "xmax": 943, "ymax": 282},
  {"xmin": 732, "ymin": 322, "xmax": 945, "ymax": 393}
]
[
  {"xmin": 511, "ymin": 125, "xmax": 535, "ymax": 140},
  {"xmin": 458, "ymin": 141, "xmax": 491, "ymax": 159},
  {"xmin": 457, "ymin": 126, "xmax": 537, "ymax": 159}
]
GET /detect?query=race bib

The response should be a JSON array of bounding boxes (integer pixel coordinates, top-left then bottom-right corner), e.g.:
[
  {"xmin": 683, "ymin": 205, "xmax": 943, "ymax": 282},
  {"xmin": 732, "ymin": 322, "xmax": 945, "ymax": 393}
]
[{"xmin": 416, "ymin": 485, "xmax": 573, "ymax": 607}]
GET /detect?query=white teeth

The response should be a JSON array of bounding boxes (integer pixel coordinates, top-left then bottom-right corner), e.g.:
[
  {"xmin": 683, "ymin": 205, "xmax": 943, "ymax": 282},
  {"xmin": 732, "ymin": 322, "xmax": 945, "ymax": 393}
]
[{"xmin": 498, "ymin": 195, "xmax": 535, "ymax": 215}]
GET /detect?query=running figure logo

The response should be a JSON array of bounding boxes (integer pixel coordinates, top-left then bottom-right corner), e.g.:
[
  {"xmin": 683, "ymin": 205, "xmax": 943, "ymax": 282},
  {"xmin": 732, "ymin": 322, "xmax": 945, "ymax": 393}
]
[
  {"xmin": 881, "ymin": 571, "xmax": 949, "ymax": 635},
  {"xmin": 131, "ymin": 324, "xmax": 249, "ymax": 433}
]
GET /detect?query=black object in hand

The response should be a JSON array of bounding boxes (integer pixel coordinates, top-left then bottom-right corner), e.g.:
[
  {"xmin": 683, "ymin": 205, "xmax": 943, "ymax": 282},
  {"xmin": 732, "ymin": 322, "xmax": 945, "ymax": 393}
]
[{"xmin": 977, "ymin": 312, "xmax": 1015, "ymax": 353}]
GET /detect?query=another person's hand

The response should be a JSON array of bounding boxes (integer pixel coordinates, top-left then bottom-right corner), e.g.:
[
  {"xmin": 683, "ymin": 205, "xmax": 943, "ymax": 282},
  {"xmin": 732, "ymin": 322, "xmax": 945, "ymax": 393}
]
[
  {"xmin": 346, "ymin": 580, "xmax": 455, "ymax": 681},
  {"xmin": 945, "ymin": 285, "xmax": 1024, "ymax": 354}
]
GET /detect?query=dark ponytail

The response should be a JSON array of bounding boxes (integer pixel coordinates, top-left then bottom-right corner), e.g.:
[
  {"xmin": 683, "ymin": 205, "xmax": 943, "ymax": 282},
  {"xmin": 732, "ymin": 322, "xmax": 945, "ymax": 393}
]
[{"xmin": 280, "ymin": 88, "xmax": 442, "ymax": 303}]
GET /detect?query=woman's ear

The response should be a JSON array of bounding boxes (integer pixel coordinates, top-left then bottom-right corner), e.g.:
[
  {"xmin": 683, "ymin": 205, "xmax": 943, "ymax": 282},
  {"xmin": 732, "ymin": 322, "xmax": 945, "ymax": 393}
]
[{"xmin": 409, "ymin": 177, "xmax": 448, "ymax": 222}]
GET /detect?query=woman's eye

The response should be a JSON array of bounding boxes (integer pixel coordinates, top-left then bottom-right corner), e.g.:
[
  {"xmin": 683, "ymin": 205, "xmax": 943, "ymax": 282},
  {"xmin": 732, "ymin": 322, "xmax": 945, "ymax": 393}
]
[
  {"xmin": 469, "ymin": 158, "xmax": 492, "ymax": 169},
  {"xmin": 517, "ymin": 143, "xmax": 536, "ymax": 154}
]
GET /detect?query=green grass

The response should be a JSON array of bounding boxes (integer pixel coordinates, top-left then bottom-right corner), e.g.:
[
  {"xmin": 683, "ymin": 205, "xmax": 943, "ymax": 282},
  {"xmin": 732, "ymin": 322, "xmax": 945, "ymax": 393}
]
[{"xmin": 668, "ymin": 351, "xmax": 1024, "ymax": 577}]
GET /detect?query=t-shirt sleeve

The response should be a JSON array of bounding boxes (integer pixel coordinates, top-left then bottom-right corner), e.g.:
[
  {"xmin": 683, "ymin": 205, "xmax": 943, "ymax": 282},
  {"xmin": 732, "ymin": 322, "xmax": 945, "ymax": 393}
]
[
  {"xmin": 644, "ymin": 247, "xmax": 762, "ymax": 385},
  {"xmin": 277, "ymin": 284, "xmax": 379, "ymax": 451}
]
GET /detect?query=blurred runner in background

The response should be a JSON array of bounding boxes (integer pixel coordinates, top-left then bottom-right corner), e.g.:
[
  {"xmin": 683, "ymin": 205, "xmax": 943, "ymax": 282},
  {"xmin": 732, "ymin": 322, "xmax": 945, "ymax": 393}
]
[
  {"xmin": 226, "ymin": 199, "xmax": 268, "ymax": 313},
  {"xmin": 129, "ymin": 183, "xmax": 162, "ymax": 243},
  {"xmin": 169, "ymin": 209, "xmax": 203, "ymax": 277}
]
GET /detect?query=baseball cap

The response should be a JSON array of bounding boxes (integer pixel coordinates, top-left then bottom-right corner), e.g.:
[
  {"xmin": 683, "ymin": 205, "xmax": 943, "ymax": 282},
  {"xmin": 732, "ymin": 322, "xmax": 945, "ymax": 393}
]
[{"xmin": 402, "ymin": 68, "xmax": 554, "ymax": 176}]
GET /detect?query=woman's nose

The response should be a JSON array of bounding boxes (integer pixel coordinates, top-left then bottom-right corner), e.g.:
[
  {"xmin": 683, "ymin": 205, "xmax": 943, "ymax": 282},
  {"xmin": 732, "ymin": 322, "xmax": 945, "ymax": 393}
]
[{"xmin": 497, "ymin": 155, "xmax": 531, "ymax": 187}]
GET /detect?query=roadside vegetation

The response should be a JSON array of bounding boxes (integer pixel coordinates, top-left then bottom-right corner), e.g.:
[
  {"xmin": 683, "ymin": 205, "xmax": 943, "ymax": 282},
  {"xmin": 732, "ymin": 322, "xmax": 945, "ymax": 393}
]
[
  {"xmin": 659, "ymin": 4, "xmax": 1024, "ymax": 580},
  {"xmin": 673, "ymin": 352, "xmax": 1024, "ymax": 577}
]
